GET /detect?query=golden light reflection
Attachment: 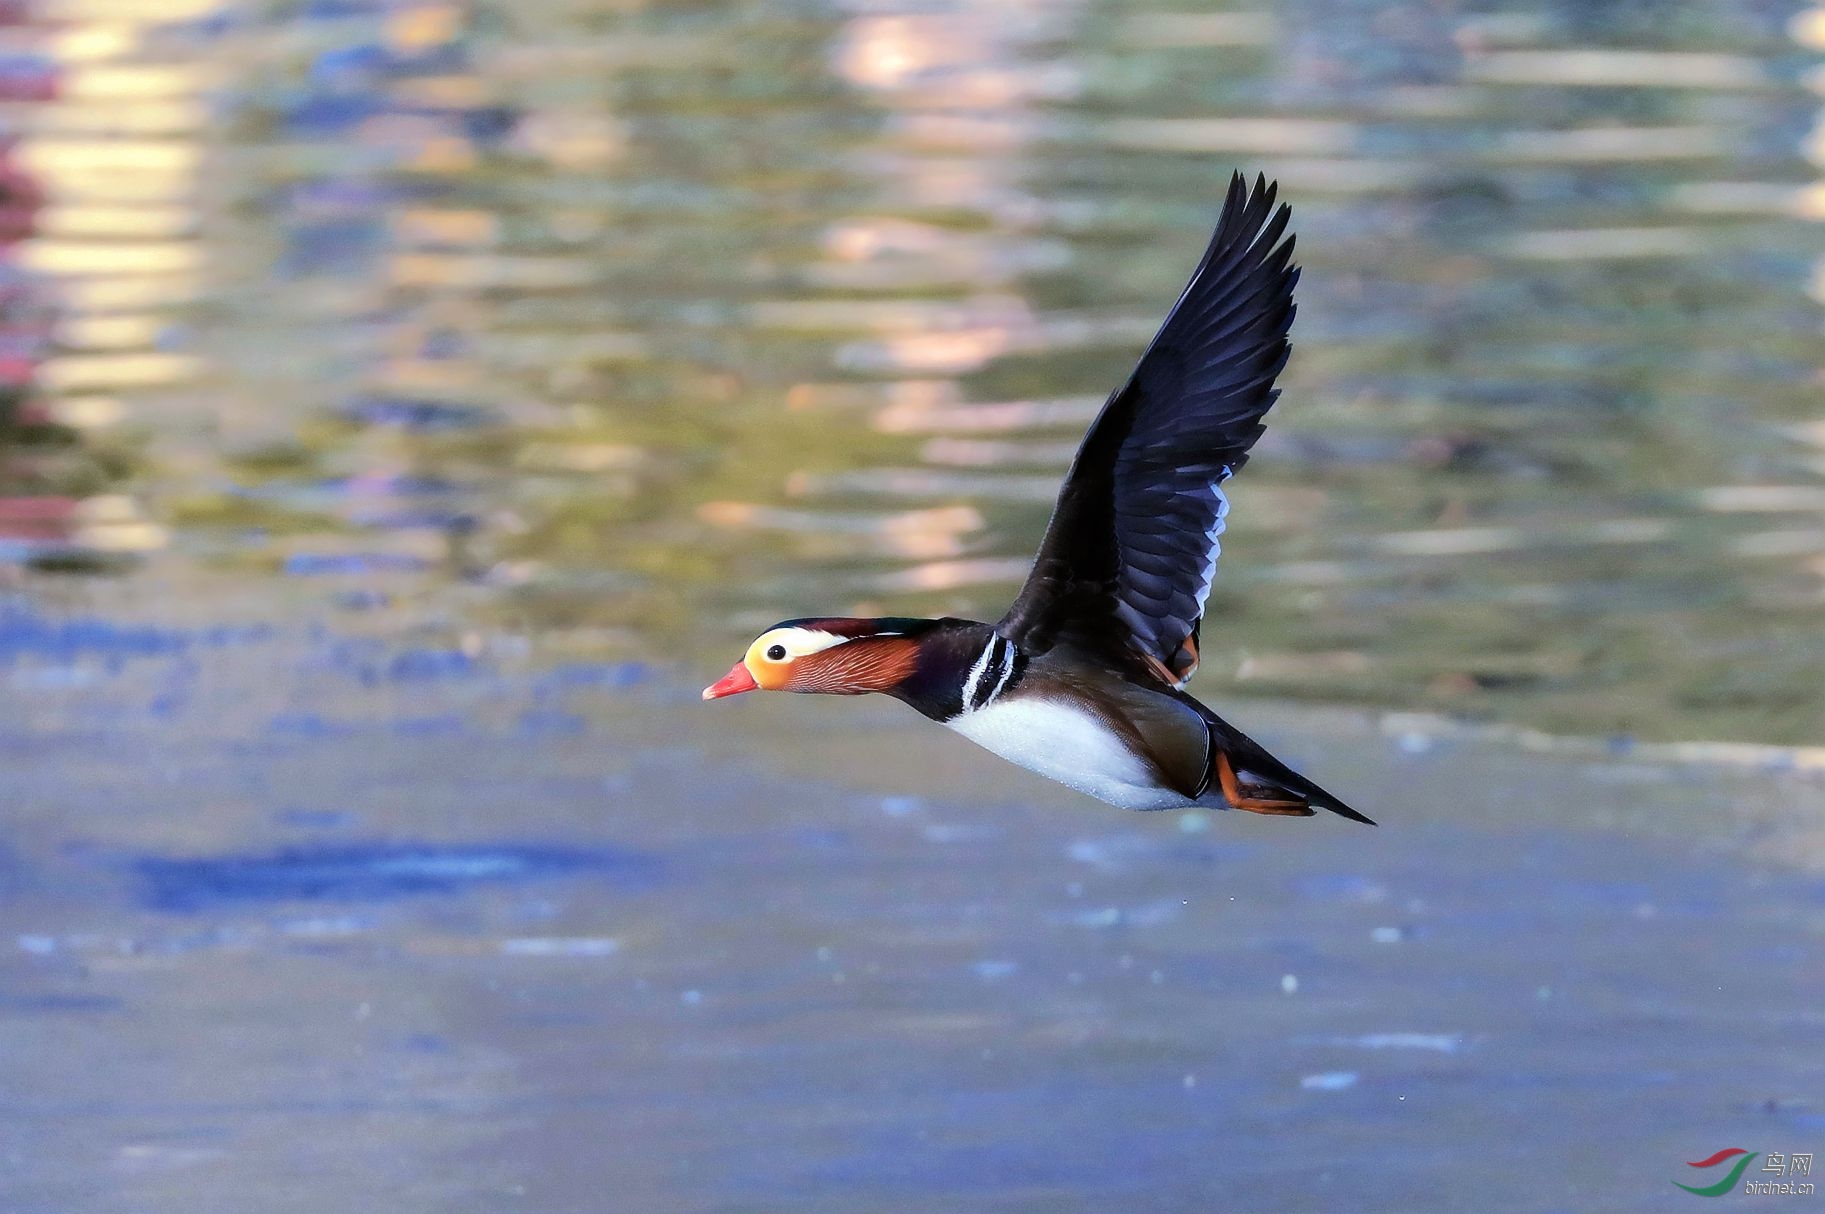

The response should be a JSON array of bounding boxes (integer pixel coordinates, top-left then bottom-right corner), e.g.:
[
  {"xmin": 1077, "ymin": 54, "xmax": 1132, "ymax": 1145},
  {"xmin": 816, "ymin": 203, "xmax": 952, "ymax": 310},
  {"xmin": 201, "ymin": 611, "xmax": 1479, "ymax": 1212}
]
[
  {"xmin": 839, "ymin": 329, "xmax": 1015, "ymax": 375},
  {"xmin": 868, "ymin": 556, "xmax": 1033, "ymax": 593},
  {"xmin": 1669, "ymin": 182, "xmax": 1818, "ymax": 217},
  {"xmin": 0, "ymin": 1, "xmax": 225, "ymax": 565},
  {"xmin": 1700, "ymin": 486, "xmax": 1825, "ymax": 513},
  {"xmin": 1463, "ymin": 50, "xmax": 1768, "ymax": 89},
  {"xmin": 833, "ymin": 12, "xmax": 1077, "ymax": 108},
  {"xmin": 1236, "ymin": 651, "xmax": 1373, "ymax": 682},
  {"xmin": 38, "ymin": 354, "xmax": 203, "ymax": 393},
  {"xmin": 698, "ymin": 502, "xmax": 983, "ymax": 561},
  {"xmin": 71, "ymin": 495, "xmax": 168, "ymax": 553},
  {"xmin": 811, "ymin": 217, "xmax": 1070, "ymax": 291},
  {"xmin": 825, "ymin": 217, "xmax": 942, "ymax": 262},
  {"xmin": 1375, "ymin": 519, "xmax": 1672, "ymax": 557},
  {"xmin": 1100, "ymin": 117, "xmax": 1355, "ymax": 156},
  {"xmin": 56, "ymin": 0, "xmax": 224, "ymax": 19},
  {"xmin": 371, "ymin": 358, "xmax": 481, "ymax": 396},
  {"xmin": 49, "ymin": 26, "xmax": 136, "ymax": 62},
  {"xmin": 1258, "ymin": 158, "xmax": 1429, "ymax": 195},
  {"xmin": 752, "ymin": 295, "xmax": 1033, "ymax": 335},
  {"xmin": 891, "ymin": 113, "xmax": 1052, "ymax": 151},
  {"xmin": 1119, "ymin": 12, "xmax": 1275, "ymax": 49},
  {"xmin": 390, "ymin": 209, "xmax": 501, "ymax": 249},
  {"xmin": 55, "ymin": 314, "xmax": 164, "ymax": 349},
  {"xmin": 385, "ymin": 3, "xmax": 463, "ymax": 52},
  {"xmin": 51, "ymin": 396, "xmax": 125, "ymax": 429},
  {"xmin": 1498, "ymin": 227, "xmax": 1703, "ymax": 261},
  {"xmin": 515, "ymin": 443, "xmax": 647, "ymax": 475},
  {"xmin": 1808, "ymin": 0, "xmax": 1825, "ymax": 579},
  {"xmin": 54, "ymin": 274, "xmax": 205, "ymax": 311},
  {"xmin": 834, "ymin": 16, "xmax": 928, "ymax": 92},
  {"xmin": 15, "ymin": 138, "xmax": 200, "ymax": 182},
  {"xmin": 12, "ymin": 22, "xmax": 212, "ymax": 447},
  {"xmin": 509, "ymin": 110, "xmax": 626, "ymax": 171},
  {"xmin": 918, "ymin": 437, "xmax": 1081, "ymax": 468},
  {"xmin": 39, "ymin": 204, "xmax": 195, "ymax": 238},
  {"xmin": 1795, "ymin": 8, "xmax": 1825, "ymax": 49},
  {"xmin": 387, "ymin": 252, "xmax": 598, "ymax": 289},
  {"xmin": 788, "ymin": 467, "xmax": 1059, "ymax": 504},
  {"xmin": 1732, "ymin": 531, "xmax": 1825, "ymax": 558},
  {"xmin": 60, "ymin": 63, "xmax": 223, "ymax": 101},
  {"xmin": 835, "ymin": 307, "xmax": 1158, "ymax": 375},
  {"xmin": 797, "ymin": 0, "xmax": 1092, "ymax": 534},
  {"xmin": 873, "ymin": 395, "xmax": 1101, "ymax": 435},
  {"xmin": 1489, "ymin": 126, "xmax": 1726, "ymax": 163},
  {"xmin": 31, "ymin": 99, "xmax": 206, "ymax": 135},
  {"xmin": 21, "ymin": 240, "xmax": 200, "ymax": 274},
  {"xmin": 786, "ymin": 379, "xmax": 962, "ymax": 413}
]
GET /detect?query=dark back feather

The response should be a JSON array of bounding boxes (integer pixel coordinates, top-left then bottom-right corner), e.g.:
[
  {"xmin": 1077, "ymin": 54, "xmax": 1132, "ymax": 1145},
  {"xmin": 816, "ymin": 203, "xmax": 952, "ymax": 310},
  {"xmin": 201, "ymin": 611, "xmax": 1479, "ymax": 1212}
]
[{"xmin": 999, "ymin": 173, "xmax": 1298, "ymax": 686}]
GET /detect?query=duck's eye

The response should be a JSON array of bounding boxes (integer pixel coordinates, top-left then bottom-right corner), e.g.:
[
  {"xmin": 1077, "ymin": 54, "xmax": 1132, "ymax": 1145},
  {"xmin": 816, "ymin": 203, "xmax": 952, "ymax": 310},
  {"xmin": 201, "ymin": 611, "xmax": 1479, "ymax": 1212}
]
[{"xmin": 765, "ymin": 644, "xmax": 787, "ymax": 661}]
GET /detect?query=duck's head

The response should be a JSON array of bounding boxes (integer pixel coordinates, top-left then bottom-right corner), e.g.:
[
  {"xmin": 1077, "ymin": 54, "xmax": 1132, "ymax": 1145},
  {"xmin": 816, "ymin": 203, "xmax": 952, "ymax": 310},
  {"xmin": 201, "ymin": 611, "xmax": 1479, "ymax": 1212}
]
[{"xmin": 702, "ymin": 617, "xmax": 927, "ymax": 700}]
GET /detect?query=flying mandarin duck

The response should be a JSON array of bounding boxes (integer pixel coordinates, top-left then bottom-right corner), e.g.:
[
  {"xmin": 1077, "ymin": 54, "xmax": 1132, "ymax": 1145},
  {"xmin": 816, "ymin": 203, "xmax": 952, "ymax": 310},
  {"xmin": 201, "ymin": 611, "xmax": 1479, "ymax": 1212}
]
[{"xmin": 705, "ymin": 174, "xmax": 1371, "ymax": 825}]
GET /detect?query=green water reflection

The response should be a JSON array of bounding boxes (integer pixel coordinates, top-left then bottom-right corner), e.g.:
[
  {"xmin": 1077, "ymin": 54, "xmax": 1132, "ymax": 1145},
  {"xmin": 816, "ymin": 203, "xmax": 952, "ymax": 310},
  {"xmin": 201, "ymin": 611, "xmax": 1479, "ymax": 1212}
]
[{"xmin": 3, "ymin": 0, "xmax": 1823, "ymax": 744}]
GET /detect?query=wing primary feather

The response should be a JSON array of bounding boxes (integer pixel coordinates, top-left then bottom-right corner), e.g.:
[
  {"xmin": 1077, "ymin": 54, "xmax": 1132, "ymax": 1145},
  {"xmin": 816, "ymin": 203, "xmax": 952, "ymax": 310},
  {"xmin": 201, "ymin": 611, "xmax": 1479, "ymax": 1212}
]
[{"xmin": 998, "ymin": 172, "xmax": 1299, "ymax": 684}]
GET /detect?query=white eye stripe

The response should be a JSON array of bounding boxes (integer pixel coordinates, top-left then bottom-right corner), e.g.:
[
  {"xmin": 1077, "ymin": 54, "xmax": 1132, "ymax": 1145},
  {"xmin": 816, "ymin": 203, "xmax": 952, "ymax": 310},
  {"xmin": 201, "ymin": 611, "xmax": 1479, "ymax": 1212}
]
[{"xmin": 756, "ymin": 628, "xmax": 848, "ymax": 660}]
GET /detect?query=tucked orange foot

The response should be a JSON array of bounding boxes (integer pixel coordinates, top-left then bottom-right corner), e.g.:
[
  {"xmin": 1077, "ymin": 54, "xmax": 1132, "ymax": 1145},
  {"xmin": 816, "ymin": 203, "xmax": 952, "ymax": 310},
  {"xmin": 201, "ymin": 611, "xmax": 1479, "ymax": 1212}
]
[{"xmin": 1216, "ymin": 750, "xmax": 1315, "ymax": 817}]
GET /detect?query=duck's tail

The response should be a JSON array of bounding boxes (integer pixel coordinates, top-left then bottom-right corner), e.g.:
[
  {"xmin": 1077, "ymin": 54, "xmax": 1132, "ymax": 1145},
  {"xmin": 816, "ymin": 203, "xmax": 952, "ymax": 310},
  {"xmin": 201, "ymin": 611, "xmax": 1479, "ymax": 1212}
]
[{"xmin": 1202, "ymin": 711, "xmax": 1376, "ymax": 825}]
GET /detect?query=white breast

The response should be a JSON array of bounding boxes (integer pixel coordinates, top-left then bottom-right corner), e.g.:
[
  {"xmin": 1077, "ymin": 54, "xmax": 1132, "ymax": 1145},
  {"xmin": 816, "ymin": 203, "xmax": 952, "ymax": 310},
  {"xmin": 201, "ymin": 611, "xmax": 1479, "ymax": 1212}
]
[{"xmin": 945, "ymin": 696, "xmax": 1188, "ymax": 811}]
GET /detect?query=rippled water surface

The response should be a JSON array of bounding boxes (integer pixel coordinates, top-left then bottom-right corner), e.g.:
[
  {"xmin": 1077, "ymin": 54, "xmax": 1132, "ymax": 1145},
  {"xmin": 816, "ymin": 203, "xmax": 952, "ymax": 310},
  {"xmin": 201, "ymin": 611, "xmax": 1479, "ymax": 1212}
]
[
  {"xmin": 4, "ymin": 617, "xmax": 1824, "ymax": 1213},
  {"xmin": 1, "ymin": 0, "xmax": 1821, "ymax": 741}
]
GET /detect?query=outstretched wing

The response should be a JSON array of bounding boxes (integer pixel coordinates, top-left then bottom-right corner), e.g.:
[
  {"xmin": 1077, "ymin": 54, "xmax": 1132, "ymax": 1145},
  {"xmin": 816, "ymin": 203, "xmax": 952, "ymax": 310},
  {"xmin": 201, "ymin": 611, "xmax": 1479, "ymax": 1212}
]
[{"xmin": 998, "ymin": 173, "xmax": 1297, "ymax": 686}]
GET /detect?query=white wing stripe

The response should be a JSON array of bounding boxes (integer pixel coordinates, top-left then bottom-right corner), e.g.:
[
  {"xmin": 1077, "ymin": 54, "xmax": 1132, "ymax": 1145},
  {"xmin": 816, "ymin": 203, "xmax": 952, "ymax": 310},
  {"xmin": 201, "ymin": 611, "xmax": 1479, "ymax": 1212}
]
[
  {"xmin": 963, "ymin": 635, "xmax": 1018, "ymax": 713},
  {"xmin": 1189, "ymin": 468, "xmax": 1233, "ymax": 616},
  {"xmin": 984, "ymin": 636, "xmax": 1017, "ymax": 706},
  {"xmin": 961, "ymin": 634, "xmax": 998, "ymax": 711}
]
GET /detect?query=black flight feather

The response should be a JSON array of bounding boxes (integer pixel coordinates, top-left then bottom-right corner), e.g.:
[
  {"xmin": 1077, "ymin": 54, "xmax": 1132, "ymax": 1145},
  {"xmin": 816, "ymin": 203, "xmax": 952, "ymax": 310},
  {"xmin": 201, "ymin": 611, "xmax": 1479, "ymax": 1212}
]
[{"xmin": 998, "ymin": 173, "xmax": 1298, "ymax": 686}]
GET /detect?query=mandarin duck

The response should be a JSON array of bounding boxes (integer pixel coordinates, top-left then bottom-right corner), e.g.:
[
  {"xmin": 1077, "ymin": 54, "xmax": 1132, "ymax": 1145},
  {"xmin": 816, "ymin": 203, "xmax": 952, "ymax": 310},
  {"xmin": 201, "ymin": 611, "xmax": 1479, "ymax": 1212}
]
[{"xmin": 705, "ymin": 174, "xmax": 1371, "ymax": 825}]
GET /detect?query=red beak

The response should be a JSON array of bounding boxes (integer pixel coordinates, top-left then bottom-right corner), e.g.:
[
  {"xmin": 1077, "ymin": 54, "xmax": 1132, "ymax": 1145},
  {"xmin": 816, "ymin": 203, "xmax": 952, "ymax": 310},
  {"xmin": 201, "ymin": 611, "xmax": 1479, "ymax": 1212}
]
[{"xmin": 702, "ymin": 661, "xmax": 759, "ymax": 701}]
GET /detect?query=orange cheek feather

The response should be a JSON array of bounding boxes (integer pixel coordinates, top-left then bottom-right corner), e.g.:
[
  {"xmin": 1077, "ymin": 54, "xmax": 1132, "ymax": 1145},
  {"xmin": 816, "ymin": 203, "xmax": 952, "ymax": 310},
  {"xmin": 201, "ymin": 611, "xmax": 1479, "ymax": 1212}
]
[
  {"xmin": 785, "ymin": 638, "xmax": 918, "ymax": 694},
  {"xmin": 751, "ymin": 657, "xmax": 791, "ymax": 691}
]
